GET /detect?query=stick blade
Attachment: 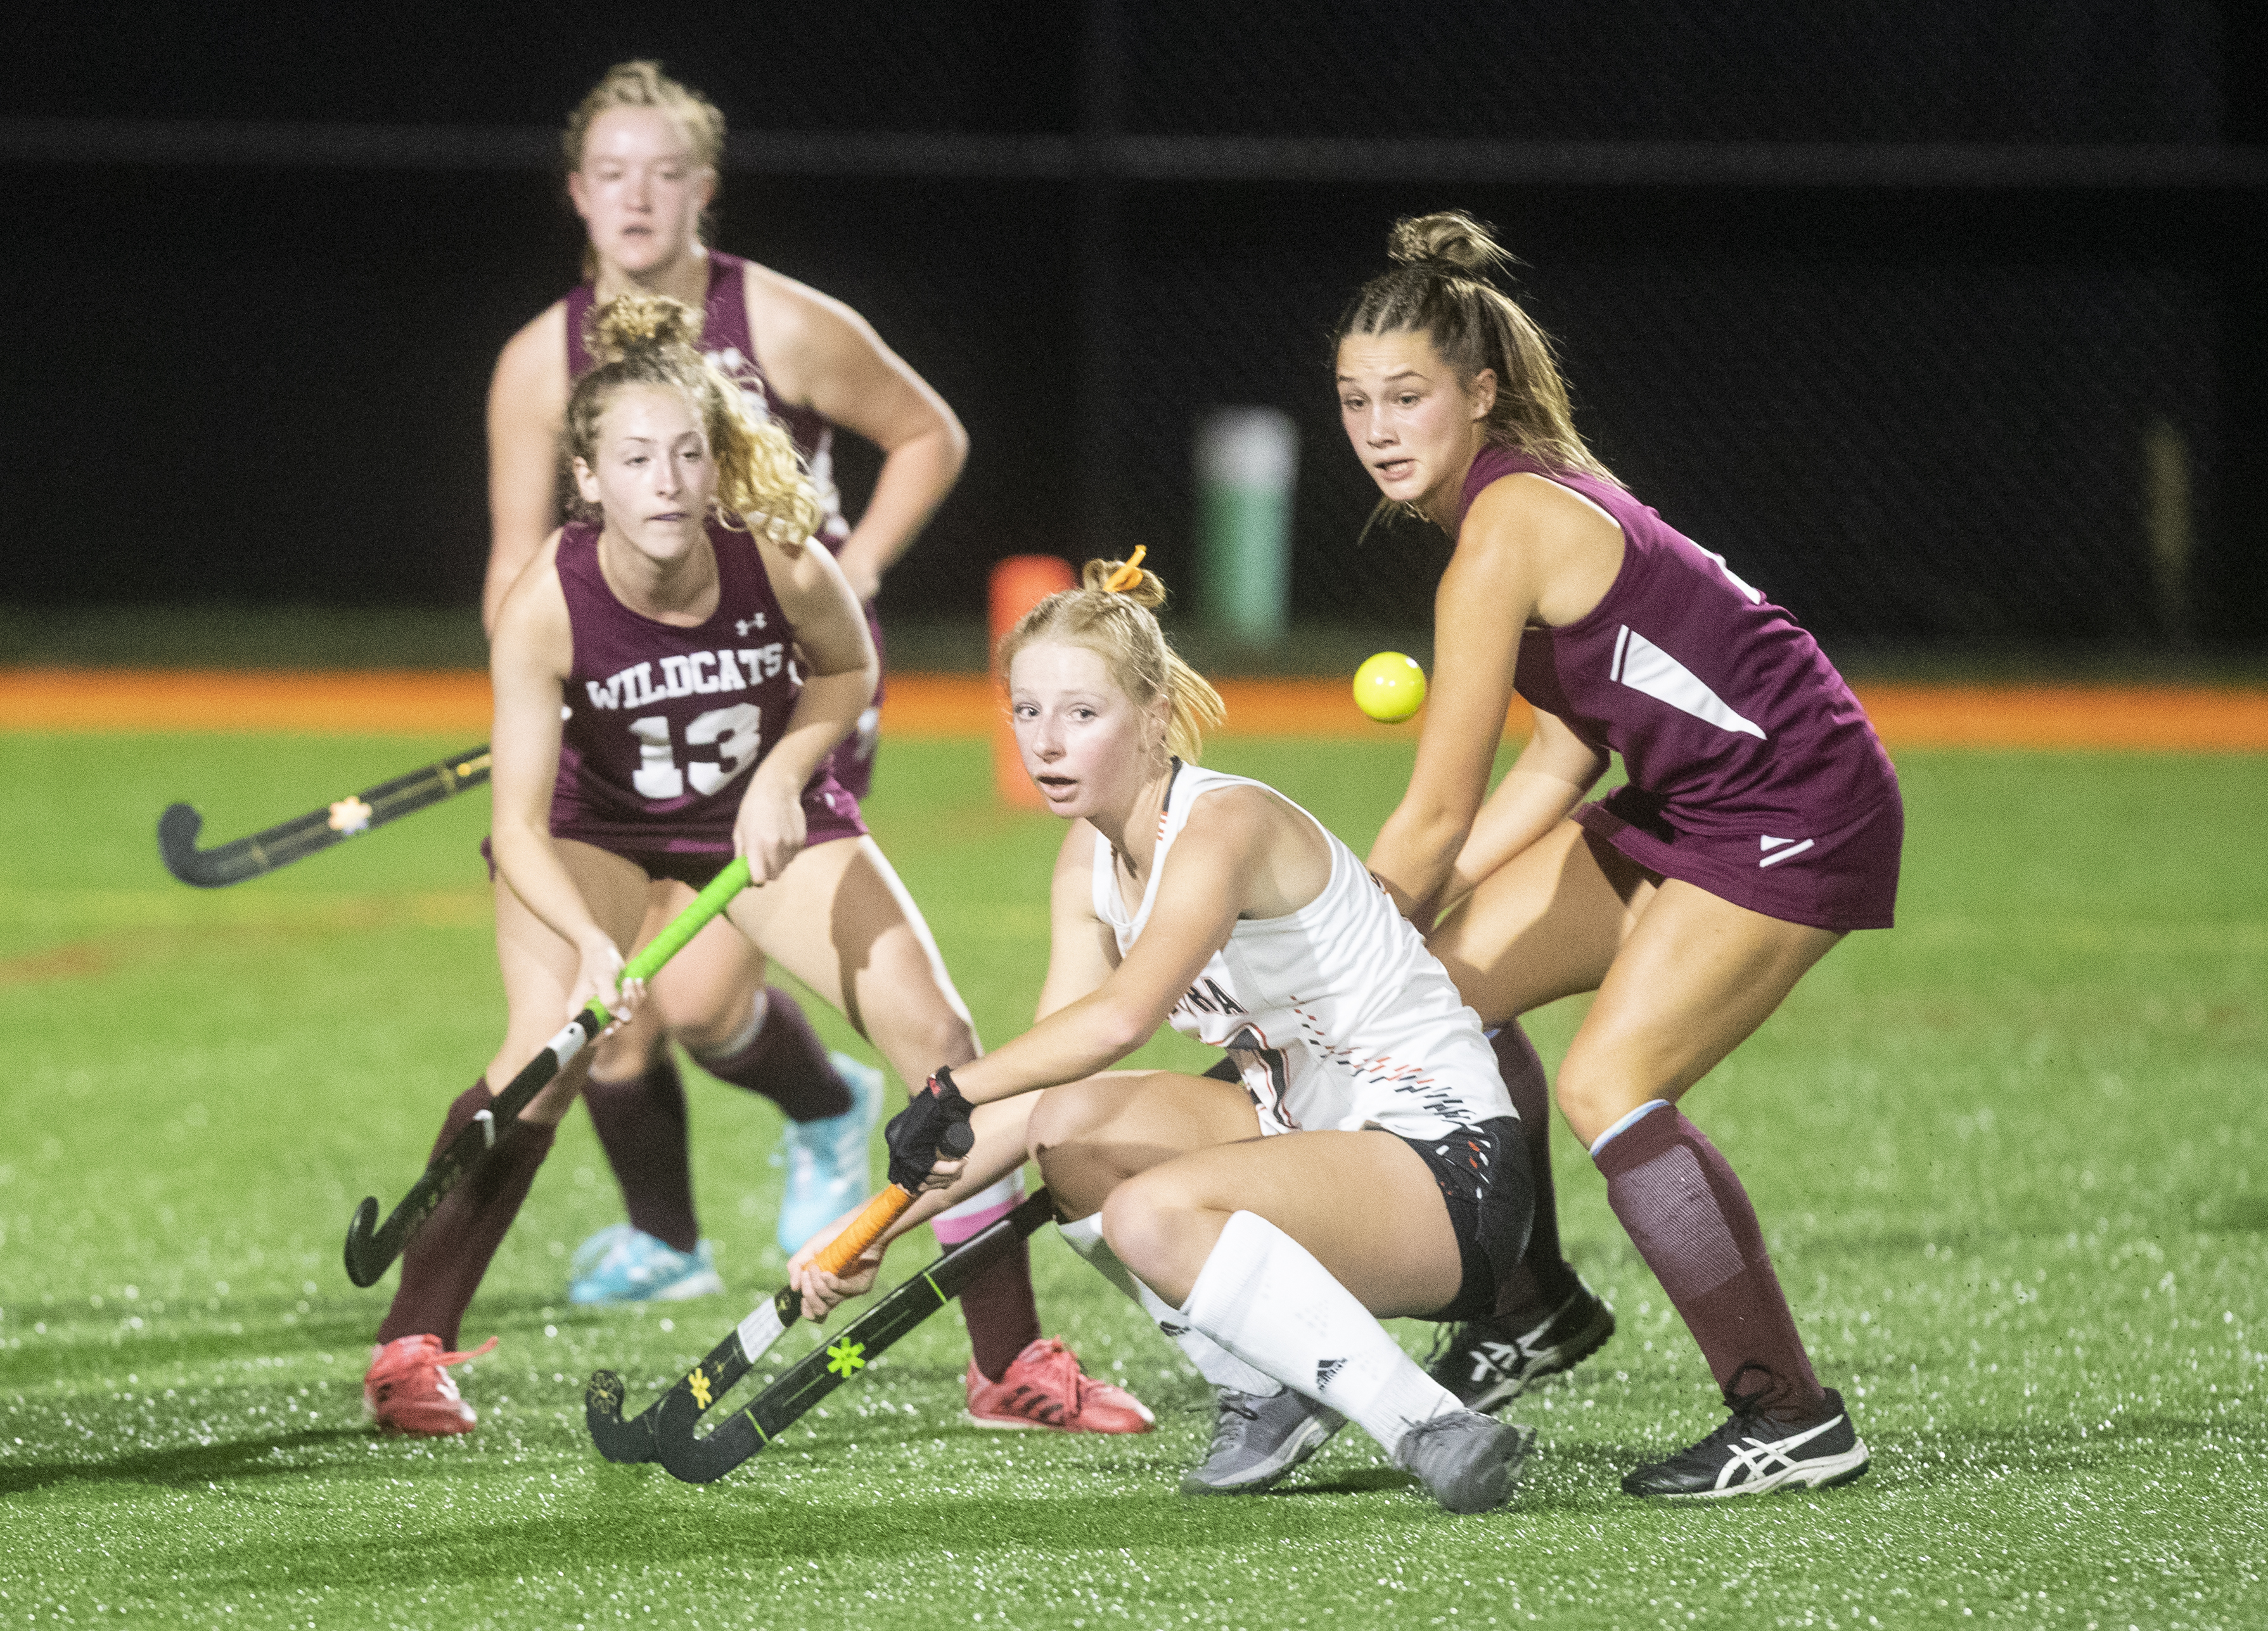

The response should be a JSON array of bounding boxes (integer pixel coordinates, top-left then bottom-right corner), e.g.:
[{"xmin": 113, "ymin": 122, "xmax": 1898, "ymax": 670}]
[
  {"xmin": 653, "ymin": 1386, "xmax": 760, "ymax": 1484},
  {"xmin": 157, "ymin": 803, "xmax": 221, "ymax": 887},
  {"xmin": 342, "ymin": 1196, "xmax": 388, "ymax": 1288},
  {"xmin": 584, "ymin": 1371, "xmax": 658, "ymax": 1464}
]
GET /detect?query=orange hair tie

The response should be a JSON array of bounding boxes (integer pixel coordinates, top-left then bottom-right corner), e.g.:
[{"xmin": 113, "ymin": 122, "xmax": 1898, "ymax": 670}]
[{"xmin": 1104, "ymin": 546, "xmax": 1148, "ymax": 594}]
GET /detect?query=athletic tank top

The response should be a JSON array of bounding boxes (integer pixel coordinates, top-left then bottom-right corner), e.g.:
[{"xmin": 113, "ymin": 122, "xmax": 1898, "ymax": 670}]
[
  {"xmin": 567, "ymin": 250, "xmax": 849, "ymax": 546},
  {"xmin": 1092, "ymin": 764, "xmax": 1512, "ymax": 1142},
  {"xmin": 549, "ymin": 517, "xmax": 852, "ymax": 847},
  {"xmin": 1459, "ymin": 444, "xmax": 1897, "ymax": 840}
]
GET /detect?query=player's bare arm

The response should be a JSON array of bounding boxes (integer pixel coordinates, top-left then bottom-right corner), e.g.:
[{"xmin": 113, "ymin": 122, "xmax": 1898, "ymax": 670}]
[
  {"xmin": 1369, "ymin": 477, "xmax": 1618, "ymax": 921},
  {"xmin": 748, "ymin": 269, "xmax": 967, "ymax": 601},
  {"xmin": 487, "ymin": 540, "xmax": 632, "ymax": 1018},
  {"xmin": 947, "ymin": 792, "xmax": 1285, "ymax": 1104},
  {"xmin": 1035, "ymin": 821, "xmax": 1123, "ymax": 1021},
  {"xmin": 731, "ymin": 530, "xmax": 879, "ymax": 879},
  {"xmin": 1438, "ymin": 706, "xmax": 1608, "ymax": 914},
  {"xmin": 484, "ymin": 304, "xmax": 572, "ymax": 636}
]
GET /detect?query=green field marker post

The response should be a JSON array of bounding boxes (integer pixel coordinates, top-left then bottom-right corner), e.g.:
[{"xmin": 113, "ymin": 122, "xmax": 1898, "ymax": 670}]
[{"xmin": 1196, "ymin": 407, "xmax": 1298, "ymax": 643}]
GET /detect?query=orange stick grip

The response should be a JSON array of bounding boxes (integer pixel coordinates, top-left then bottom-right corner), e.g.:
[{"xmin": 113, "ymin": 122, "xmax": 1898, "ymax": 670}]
[{"xmin": 809, "ymin": 1184, "xmax": 916, "ymax": 1279}]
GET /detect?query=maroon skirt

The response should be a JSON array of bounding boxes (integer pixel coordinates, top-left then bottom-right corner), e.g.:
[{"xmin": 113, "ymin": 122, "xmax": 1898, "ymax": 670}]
[
  {"xmin": 485, "ymin": 776, "xmax": 869, "ymax": 891},
  {"xmin": 1577, "ymin": 783, "xmax": 1902, "ymax": 932}
]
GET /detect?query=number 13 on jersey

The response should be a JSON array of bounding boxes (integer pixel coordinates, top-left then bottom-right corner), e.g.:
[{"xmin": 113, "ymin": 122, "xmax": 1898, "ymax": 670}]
[{"xmin": 628, "ymin": 705, "xmax": 764, "ymax": 800}]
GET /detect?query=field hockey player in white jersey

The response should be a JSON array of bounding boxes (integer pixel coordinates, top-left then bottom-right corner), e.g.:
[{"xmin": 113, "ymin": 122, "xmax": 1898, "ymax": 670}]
[{"xmin": 792, "ymin": 556, "xmax": 1539, "ymax": 1514}]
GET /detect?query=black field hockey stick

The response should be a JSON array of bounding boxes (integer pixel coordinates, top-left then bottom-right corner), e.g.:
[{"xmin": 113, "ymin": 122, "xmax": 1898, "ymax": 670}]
[
  {"xmin": 158, "ymin": 744, "xmax": 492, "ymax": 887},
  {"xmin": 641, "ymin": 1187, "xmax": 1054, "ymax": 1484},
  {"xmin": 584, "ymin": 1120, "xmax": 978, "ymax": 1464},
  {"xmin": 343, "ymin": 854, "xmax": 752, "ymax": 1288}
]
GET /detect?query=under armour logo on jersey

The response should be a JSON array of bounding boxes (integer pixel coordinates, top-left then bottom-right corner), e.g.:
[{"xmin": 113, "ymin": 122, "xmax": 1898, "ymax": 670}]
[
  {"xmin": 1759, "ymin": 835, "xmax": 1815, "ymax": 867},
  {"xmin": 1316, "ymin": 1357, "xmax": 1346, "ymax": 1391},
  {"xmin": 734, "ymin": 614, "xmax": 767, "ymax": 636}
]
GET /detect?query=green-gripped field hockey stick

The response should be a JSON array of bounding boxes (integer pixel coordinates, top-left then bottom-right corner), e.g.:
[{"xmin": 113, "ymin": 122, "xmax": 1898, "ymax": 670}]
[
  {"xmin": 637, "ymin": 1188, "xmax": 1054, "ymax": 1484},
  {"xmin": 343, "ymin": 854, "xmax": 752, "ymax": 1288},
  {"xmin": 158, "ymin": 744, "xmax": 492, "ymax": 888},
  {"xmin": 584, "ymin": 1120, "xmax": 978, "ymax": 1464}
]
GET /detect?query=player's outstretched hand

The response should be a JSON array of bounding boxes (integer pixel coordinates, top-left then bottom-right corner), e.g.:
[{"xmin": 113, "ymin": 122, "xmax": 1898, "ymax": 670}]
[
  {"xmin": 787, "ymin": 1216, "xmax": 883, "ymax": 1321},
  {"xmin": 568, "ymin": 934, "xmax": 643, "ymax": 1035},
  {"xmin": 885, "ymin": 1068, "xmax": 974, "ymax": 1193},
  {"xmin": 733, "ymin": 776, "xmax": 809, "ymax": 885}
]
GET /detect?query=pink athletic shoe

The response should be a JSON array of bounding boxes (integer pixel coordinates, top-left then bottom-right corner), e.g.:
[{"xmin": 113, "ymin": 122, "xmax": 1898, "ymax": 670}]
[
  {"xmin": 963, "ymin": 1338, "xmax": 1155, "ymax": 1434},
  {"xmin": 363, "ymin": 1334, "xmax": 497, "ymax": 1436}
]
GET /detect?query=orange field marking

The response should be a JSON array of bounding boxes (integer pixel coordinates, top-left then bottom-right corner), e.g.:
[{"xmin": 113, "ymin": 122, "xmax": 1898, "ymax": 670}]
[{"xmin": 2, "ymin": 668, "xmax": 2264, "ymax": 750}]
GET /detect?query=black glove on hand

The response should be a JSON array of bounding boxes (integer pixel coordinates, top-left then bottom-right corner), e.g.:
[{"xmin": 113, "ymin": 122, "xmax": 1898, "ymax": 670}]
[{"xmin": 885, "ymin": 1066, "xmax": 973, "ymax": 1192}]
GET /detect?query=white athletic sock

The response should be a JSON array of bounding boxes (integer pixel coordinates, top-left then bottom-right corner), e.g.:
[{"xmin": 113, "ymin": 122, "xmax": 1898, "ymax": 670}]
[
  {"xmin": 1058, "ymin": 1213, "xmax": 1279, "ymax": 1395},
  {"xmin": 1180, "ymin": 1210, "xmax": 1463, "ymax": 1461}
]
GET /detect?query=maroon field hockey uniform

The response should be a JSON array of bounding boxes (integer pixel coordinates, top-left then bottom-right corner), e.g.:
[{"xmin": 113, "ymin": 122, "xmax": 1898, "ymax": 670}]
[
  {"xmin": 548, "ymin": 516, "xmax": 866, "ymax": 886},
  {"xmin": 567, "ymin": 251, "xmax": 882, "ymax": 798},
  {"xmin": 1458, "ymin": 444, "xmax": 1902, "ymax": 931}
]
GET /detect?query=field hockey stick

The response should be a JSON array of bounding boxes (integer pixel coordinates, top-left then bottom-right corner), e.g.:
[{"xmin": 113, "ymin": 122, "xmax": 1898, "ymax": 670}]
[
  {"xmin": 343, "ymin": 854, "xmax": 753, "ymax": 1288},
  {"xmin": 646, "ymin": 1188, "xmax": 1054, "ymax": 1484},
  {"xmin": 584, "ymin": 1119, "xmax": 978, "ymax": 1465},
  {"xmin": 158, "ymin": 744, "xmax": 492, "ymax": 888}
]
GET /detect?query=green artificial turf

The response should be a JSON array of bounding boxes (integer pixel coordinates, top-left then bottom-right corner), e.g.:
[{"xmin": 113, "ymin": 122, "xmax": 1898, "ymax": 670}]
[{"xmin": 1, "ymin": 731, "xmax": 2263, "ymax": 1628}]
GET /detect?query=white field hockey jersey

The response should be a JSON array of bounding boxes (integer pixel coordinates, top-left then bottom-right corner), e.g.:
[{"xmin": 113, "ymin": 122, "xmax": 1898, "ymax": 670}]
[{"xmin": 1092, "ymin": 763, "xmax": 1514, "ymax": 1142}]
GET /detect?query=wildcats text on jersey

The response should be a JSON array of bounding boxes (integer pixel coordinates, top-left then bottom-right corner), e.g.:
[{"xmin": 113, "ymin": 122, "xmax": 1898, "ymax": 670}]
[{"xmin": 584, "ymin": 644, "xmax": 787, "ymax": 713}]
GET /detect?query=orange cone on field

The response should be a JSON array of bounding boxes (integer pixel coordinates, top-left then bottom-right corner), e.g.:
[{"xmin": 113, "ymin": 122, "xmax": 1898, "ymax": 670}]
[{"xmin": 989, "ymin": 555, "xmax": 1077, "ymax": 807}]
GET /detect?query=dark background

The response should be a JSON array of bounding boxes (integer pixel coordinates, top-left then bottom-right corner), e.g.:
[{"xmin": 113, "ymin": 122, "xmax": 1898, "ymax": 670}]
[{"xmin": 3, "ymin": 1, "xmax": 2262, "ymax": 655}]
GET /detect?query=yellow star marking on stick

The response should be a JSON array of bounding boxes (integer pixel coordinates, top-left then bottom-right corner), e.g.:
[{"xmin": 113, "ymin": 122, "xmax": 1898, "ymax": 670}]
[
  {"xmin": 826, "ymin": 1338, "xmax": 866, "ymax": 1378},
  {"xmin": 688, "ymin": 1368, "xmax": 712, "ymax": 1410},
  {"xmin": 327, "ymin": 795, "xmax": 374, "ymax": 834}
]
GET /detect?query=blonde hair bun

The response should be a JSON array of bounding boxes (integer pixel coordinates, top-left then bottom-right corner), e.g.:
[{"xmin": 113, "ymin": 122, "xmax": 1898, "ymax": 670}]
[
  {"xmin": 588, "ymin": 293, "xmax": 702, "ymax": 364},
  {"xmin": 1080, "ymin": 556, "xmax": 1168, "ymax": 610},
  {"xmin": 1386, "ymin": 211, "xmax": 1513, "ymax": 279}
]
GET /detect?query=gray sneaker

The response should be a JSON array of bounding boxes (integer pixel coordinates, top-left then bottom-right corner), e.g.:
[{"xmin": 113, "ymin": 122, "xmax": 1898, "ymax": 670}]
[
  {"xmin": 1181, "ymin": 1387, "xmax": 1346, "ymax": 1495},
  {"xmin": 1396, "ymin": 1409, "xmax": 1535, "ymax": 1514}
]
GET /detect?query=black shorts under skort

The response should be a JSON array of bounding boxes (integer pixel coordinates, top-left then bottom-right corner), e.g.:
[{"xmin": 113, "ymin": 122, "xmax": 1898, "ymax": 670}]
[{"xmin": 1398, "ymin": 1116, "xmax": 1534, "ymax": 1324}]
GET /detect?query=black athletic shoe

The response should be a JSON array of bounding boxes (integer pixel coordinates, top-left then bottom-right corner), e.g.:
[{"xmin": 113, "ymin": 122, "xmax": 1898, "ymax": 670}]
[
  {"xmin": 1427, "ymin": 1280, "xmax": 1617, "ymax": 1414},
  {"xmin": 1621, "ymin": 1385, "xmax": 1869, "ymax": 1499}
]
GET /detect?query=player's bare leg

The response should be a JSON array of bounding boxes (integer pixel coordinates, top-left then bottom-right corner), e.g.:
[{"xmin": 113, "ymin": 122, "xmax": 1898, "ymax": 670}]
[
  {"xmin": 1435, "ymin": 824, "xmax": 1868, "ymax": 1495},
  {"xmin": 570, "ymin": 881, "xmax": 881, "ymax": 1300},
  {"xmin": 1413, "ymin": 820, "xmax": 1632, "ymax": 1406},
  {"xmin": 734, "ymin": 835, "xmax": 1150, "ymax": 1431},
  {"xmin": 369, "ymin": 842, "xmax": 651, "ymax": 1435},
  {"xmin": 1081, "ymin": 1115, "xmax": 1527, "ymax": 1511},
  {"xmin": 1027, "ymin": 1074, "xmax": 1528, "ymax": 1508}
]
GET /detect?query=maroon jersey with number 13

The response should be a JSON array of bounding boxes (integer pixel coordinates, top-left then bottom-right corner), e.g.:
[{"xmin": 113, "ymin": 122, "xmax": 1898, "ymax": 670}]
[{"xmin": 548, "ymin": 516, "xmax": 866, "ymax": 859}]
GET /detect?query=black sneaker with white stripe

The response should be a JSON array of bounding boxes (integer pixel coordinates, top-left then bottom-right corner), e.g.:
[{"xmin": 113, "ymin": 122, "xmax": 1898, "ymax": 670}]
[
  {"xmin": 1622, "ymin": 1384, "xmax": 1869, "ymax": 1498},
  {"xmin": 1427, "ymin": 1281, "xmax": 1617, "ymax": 1414}
]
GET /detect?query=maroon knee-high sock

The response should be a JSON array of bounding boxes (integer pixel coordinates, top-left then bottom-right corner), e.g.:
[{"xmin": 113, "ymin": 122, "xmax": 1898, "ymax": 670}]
[
  {"xmin": 375, "ymin": 1080, "xmax": 558, "ymax": 1351},
  {"xmin": 1490, "ymin": 1023, "xmax": 1582, "ymax": 1318},
  {"xmin": 1592, "ymin": 1104, "xmax": 1824, "ymax": 1419},
  {"xmin": 693, "ymin": 988, "xmax": 851, "ymax": 1123},
  {"xmin": 584, "ymin": 1051, "xmax": 698, "ymax": 1252},
  {"xmin": 933, "ymin": 1189, "xmax": 1043, "ymax": 1381},
  {"xmin": 958, "ymin": 1238, "xmax": 1042, "ymax": 1381}
]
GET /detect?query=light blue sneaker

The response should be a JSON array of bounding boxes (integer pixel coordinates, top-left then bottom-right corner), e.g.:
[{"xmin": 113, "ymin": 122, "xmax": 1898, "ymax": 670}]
[
  {"xmin": 567, "ymin": 1226, "xmax": 723, "ymax": 1305},
  {"xmin": 775, "ymin": 1052, "xmax": 887, "ymax": 1253}
]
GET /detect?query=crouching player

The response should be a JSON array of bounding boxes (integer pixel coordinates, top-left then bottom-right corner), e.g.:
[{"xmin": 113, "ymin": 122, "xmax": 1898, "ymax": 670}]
[
  {"xmin": 361, "ymin": 297, "xmax": 1146, "ymax": 1437},
  {"xmin": 795, "ymin": 558, "xmax": 1535, "ymax": 1514}
]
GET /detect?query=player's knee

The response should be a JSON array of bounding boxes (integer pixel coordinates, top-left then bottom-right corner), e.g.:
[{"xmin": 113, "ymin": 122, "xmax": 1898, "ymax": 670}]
[
  {"xmin": 906, "ymin": 1007, "xmax": 979, "ymax": 1077},
  {"xmin": 1025, "ymin": 1078, "xmax": 1108, "ymax": 1163},
  {"xmin": 1552, "ymin": 1047, "xmax": 1642, "ymax": 1144},
  {"xmin": 1098, "ymin": 1168, "xmax": 1201, "ymax": 1282},
  {"xmin": 585, "ymin": 1007, "xmax": 662, "ymax": 1084}
]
